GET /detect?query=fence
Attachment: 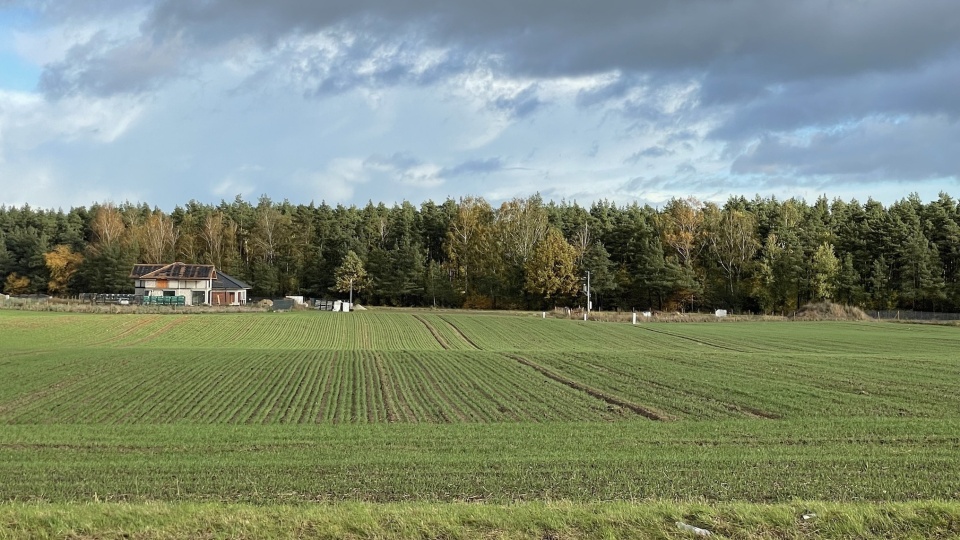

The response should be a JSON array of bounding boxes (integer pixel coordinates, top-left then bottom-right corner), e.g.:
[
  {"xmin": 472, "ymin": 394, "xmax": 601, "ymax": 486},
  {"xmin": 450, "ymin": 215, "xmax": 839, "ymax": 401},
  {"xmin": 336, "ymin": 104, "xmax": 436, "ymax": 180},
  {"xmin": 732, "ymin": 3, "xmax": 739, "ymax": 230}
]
[
  {"xmin": 141, "ymin": 296, "xmax": 186, "ymax": 307},
  {"xmin": 81, "ymin": 293, "xmax": 137, "ymax": 305},
  {"xmin": 871, "ymin": 310, "xmax": 960, "ymax": 321}
]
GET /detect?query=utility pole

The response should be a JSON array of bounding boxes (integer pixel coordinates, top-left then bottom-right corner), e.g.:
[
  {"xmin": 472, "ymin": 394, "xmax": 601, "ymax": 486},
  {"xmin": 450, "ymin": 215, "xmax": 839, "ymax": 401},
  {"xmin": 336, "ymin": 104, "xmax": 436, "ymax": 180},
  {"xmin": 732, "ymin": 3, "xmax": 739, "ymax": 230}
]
[
  {"xmin": 349, "ymin": 278, "xmax": 353, "ymax": 308},
  {"xmin": 585, "ymin": 270, "xmax": 591, "ymax": 313}
]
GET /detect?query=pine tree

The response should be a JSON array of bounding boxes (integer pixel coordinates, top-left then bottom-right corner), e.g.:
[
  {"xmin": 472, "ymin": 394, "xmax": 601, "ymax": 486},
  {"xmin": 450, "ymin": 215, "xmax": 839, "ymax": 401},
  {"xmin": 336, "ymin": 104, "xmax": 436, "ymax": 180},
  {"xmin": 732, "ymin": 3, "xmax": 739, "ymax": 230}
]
[{"xmin": 335, "ymin": 250, "xmax": 369, "ymax": 301}]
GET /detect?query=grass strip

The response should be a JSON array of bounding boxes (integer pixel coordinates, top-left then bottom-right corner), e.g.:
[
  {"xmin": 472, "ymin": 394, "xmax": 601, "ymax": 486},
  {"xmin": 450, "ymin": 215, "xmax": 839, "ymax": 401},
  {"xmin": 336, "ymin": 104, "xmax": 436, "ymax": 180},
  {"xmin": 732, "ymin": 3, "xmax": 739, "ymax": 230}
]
[{"xmin": 1, "ymin": 500, "xmax": 959, "ymax": 539}]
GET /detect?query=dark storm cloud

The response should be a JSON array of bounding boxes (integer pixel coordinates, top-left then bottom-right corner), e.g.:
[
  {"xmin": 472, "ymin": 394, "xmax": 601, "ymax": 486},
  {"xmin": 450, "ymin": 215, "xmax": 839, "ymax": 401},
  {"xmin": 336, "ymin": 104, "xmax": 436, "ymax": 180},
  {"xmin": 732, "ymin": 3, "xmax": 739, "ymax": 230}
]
[
  {"xmin": 25, "ymin": 0, "xmax": 152, "ymax": 20},
  {"xmin": 18, "ymin": 0, "xmax": 960, "ymax": 198},
  {"xmin": 711, "ymin": 56, "xmax": 960, "ymax": 140},
  {"xmin": 177, "ymin": 0, "xmax": 952, "ymax": 79},
  {"xmin": 732, "ymin": 118, "xmax": 960, "ymax": 181},
  {"xmin": 36, "ymin": 1, "xmax": 960, "ymax": 102}
]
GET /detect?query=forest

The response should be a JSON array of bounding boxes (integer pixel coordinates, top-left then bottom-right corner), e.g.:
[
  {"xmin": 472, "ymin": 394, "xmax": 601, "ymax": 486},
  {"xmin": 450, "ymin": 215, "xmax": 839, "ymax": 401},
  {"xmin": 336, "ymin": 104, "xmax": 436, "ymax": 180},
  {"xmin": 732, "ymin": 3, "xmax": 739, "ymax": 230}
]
[{"xmin": 1, "ymin": 192, "xmax": 958, "ymax": 314}]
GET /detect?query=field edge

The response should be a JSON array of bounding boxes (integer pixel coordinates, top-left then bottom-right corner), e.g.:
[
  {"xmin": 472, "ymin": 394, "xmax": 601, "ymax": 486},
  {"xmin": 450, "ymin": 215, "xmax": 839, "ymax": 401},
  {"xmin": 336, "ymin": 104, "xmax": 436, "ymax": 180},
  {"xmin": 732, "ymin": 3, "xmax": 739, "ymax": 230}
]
[{"xmin": 2, "ymin": 500, "xmax": 959, "ymax": 539}]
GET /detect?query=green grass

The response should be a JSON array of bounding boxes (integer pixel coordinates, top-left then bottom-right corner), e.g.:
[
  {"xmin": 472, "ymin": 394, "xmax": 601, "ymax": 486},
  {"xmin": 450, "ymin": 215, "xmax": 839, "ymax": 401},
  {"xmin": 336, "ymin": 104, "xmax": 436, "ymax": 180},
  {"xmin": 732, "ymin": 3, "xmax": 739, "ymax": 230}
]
[
  {"xmin": 3, "ymin": 500, "xmax": 960, "ymax": 539},
  {"xmin": 0, "ymin": 310, "xmax": 959, "ymax": 536},
  {"xmin": 1, "ymin": 419, "xmax": 959, "ymax": 503},
  {"xmin": 2, "ymin": 312, "xmax": 958, "ymax": 424}
]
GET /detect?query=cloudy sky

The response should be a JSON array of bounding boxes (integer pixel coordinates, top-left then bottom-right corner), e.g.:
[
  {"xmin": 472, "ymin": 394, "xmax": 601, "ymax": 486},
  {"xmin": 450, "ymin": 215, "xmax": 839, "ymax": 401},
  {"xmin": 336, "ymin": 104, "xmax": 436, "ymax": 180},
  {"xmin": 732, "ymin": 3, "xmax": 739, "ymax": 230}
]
[{"xmin": 1, "ymin": 0, "xmax": 959, "ymax": 211}]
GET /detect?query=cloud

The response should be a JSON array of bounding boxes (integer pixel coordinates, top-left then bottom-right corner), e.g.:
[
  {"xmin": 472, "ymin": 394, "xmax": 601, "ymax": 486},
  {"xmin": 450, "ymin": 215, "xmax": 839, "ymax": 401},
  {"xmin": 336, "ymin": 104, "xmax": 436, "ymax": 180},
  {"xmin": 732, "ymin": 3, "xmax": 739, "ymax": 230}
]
[
  {"xmin": 3, "ymin": 0, "xmax": 960, "ymax": 212},
  {"xmin": 134, "ymin": 1, "xmax": 960, "ymax": 80},
  {"xmin": 0, "ymin": 89, "xmax": 143, "ymax": 148},
  {"xmin": 625, "ymin": 146, "xmax": 673, "ymax": 164},
  {"xmin": 364, "ymin": 152, "xmax": 422, "ymax": 172},
  {"xmin": 489, "ymin": 84, "xmax": 543, "ymax": 118},
  {"xmin": 731, "ymin": 116, "xmax": 960, "ymax": 182},
  {"xmin": 295, "ymin": 158, "xmax": 370, "ymax": 203},
  {"xmin": 440, "ymin": 157, "xmax": 504, "ymax": 177},
  {"xmin": 363, "ymin": 152, "xmax": 445, "ymax": 187},
  {"xmin": 211, "ymin": 165, "xmax": 263, "ymax": 199},
  {"xmin": 575, "ymin": 72, "xmax": 640, "ymax": 108},
  {"xmin": 710, "ymin": 56, "xmax": 960, "ymax": 140},
  {"xmin": 30, "ymin": 1, "xmax": 954, "ymax": 101},
  {"xmin": 39, "ymin": 31, "xmax": 188, "ymax": 98},
  {"xmin": 675, "ymin": 162, "xmax": 697, "ymax": 175},
  {"xmin": 25, "ymin": 1, "xmax": 960, "ymax": 142}
]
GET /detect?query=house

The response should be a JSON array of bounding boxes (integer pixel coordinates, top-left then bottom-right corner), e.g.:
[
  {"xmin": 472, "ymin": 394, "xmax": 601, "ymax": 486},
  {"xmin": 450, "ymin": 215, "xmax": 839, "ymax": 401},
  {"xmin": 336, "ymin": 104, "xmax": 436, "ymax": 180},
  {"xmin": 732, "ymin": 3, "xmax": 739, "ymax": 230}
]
[
  {"xmin": 130, "ymin": 263, "xmax": 251, "ymax": 306},
  {"xmin": 211, "ymin": 271, "xmax": 252, "ymax": 306}
]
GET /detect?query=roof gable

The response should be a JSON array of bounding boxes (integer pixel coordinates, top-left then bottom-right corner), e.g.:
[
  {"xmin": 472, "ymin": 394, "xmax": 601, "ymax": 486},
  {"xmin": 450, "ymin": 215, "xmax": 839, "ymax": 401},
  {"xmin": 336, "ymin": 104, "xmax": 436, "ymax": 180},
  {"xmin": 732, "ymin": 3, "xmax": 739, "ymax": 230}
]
[
  {"xmin": 130, "ymin": 264, "xmax": 166, "ymax": 278},
  {"xmin": 131, "ymin": 263, "xmax": 216, "ymax": 280},
  {"xmin": 213, "ymin": 271, "xmax": 252, "ymax": 291}
]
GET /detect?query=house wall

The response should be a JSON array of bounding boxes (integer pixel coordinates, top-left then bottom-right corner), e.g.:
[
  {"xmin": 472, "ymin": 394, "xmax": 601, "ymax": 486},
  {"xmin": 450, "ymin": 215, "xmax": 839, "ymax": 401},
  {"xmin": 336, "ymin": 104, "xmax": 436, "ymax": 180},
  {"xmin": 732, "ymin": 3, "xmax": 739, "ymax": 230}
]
[
  {"xmin": 135, "ymin": 279, "xmax": 212, "ymax": 305},
  {"xmin": 211, "ymin": 290, "xmax": 247, "ymax": 306}
]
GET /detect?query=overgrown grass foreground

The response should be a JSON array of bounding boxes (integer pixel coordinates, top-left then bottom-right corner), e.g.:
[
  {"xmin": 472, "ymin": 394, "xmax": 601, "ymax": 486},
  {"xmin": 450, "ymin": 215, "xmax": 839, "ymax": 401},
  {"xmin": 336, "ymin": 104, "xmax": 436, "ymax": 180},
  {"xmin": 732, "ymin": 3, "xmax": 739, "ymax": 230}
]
[{"xmin": 3, "ymin": 501, "xmax": 960, "ymax": 539}]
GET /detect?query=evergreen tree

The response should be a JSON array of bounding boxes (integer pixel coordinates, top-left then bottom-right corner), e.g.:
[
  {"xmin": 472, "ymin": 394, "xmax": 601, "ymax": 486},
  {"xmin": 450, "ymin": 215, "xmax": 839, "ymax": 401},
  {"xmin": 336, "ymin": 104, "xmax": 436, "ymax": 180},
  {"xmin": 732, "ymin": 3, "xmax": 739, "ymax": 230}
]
[
  {"xmin": 835, "ymin": 253, "xmax": 865, "ymax": 306},
  {"xmin": 0, "ymin": 231, "xmax": 11, "ymax": 278},
  {"xmin": 869, "ymin": 256, "xmax": 894, "ymax": 310},
  {"xmin": 335, "ymin": 250, "xmax": 369, "ymax": 302},
  {"xmin": 580, "ymin": 242, "xmax": 617, "ymax": 310}
]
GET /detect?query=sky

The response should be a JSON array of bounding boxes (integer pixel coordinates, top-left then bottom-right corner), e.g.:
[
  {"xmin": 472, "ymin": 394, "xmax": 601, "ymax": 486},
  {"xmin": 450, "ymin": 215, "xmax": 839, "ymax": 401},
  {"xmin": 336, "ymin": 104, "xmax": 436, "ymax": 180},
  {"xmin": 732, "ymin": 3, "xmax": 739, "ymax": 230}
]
[{"xmin": 1, "ymin": 0, "xmax": 959, "ymax": 211}]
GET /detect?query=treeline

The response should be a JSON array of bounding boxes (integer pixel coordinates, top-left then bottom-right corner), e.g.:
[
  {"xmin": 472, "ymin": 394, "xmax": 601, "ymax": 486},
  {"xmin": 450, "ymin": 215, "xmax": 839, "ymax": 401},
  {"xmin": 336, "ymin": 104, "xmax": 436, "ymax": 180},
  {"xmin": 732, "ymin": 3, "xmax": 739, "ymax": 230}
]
[{"xmin": 1, "ymin": 192, "xmax": 958, "ymax": 313}]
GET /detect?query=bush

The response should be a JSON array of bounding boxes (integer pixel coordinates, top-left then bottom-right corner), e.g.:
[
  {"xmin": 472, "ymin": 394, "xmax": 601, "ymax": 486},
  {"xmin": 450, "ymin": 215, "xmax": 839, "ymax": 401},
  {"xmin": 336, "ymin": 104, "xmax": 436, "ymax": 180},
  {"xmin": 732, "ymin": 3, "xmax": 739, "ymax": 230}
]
[{"xmin": 793, "ymin": 301, "xmax": 869, "ymax": 321}]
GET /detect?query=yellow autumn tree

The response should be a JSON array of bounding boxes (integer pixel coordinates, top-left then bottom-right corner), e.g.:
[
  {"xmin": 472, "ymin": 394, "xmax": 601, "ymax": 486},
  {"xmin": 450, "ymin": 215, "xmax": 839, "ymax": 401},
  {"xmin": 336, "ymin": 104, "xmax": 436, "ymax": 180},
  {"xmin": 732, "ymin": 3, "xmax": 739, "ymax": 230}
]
[
  {"xmin": 524, "ymin": 227, "xmax": 579, "ymax": 301},
  {"xmin": 3, "ymin": 273, "xmax": 30, "ymax": 295},
  {"xmin": 44, "ymin": 245, "xmax": 84, "ymax": 294}
]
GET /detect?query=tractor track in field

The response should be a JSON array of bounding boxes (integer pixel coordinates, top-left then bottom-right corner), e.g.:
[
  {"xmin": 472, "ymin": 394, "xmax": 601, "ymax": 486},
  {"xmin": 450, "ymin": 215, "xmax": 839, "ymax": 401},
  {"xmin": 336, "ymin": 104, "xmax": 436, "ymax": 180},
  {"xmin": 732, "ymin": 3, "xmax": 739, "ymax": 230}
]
[
  {"xmin": 121, "ymin": 316, "xmax": 190, "ymax": 347},
  {"xmin": 503, "ymin": 354, "xmax": 669, "ymax": 421},
  {"xmin": 86, "ymin": 316, "xmax": 159, "ymax": 347},
  {"xmin": 638, "ymin": 325, "xmax": 747, "ymax": 352},
  {"xmin": 413, "ymin": 315, "xmax": 450, "ymax": 350},
  {"xmin": 0, "ymin": 376, "xmax": 85, "ymax": 418},
  {"xmin": 573, "ymin": 356, "xmax": 780, "ymax": 420},
  {"xmin": 373, "ymin": 354, "xmax": 398, "ymax": 422},
  {"xmin": 437, "ymin": 316, "xmax": 481, "ymax": 350}
]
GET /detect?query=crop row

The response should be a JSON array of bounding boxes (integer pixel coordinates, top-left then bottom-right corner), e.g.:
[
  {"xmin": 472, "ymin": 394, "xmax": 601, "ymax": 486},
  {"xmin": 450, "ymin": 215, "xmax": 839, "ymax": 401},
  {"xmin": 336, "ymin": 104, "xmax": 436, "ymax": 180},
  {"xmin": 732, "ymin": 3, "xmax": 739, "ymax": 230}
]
[
  {"xmin": 526, "ymin": 347, "xmax": 960, "ymax": 420},
  {"xmin": 0, "ymin": 349, "xmax": 626, "ymax": 424},
  {"xmin": 4, "ymin": 311, "xmax": 958, "ymax": 359},
  {"xmin": 0, "ymin": 312, "xmax": 450, "ymax": 351},
  {"xmin": 1, "ymin": 418, "xmax": 959, "ymax": 503},
  {"xmin": 5, "ymin": 346, "xmax": 958, "ymax": 425}
]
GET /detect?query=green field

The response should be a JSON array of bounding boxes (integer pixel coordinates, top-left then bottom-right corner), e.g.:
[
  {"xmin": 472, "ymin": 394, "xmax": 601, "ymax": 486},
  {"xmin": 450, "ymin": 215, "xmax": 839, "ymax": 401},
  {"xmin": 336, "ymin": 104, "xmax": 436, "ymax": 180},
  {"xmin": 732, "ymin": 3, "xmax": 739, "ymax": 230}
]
[{"xmin": 1, "ymin": 310, "xmax": 959, "ymax": 538}]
